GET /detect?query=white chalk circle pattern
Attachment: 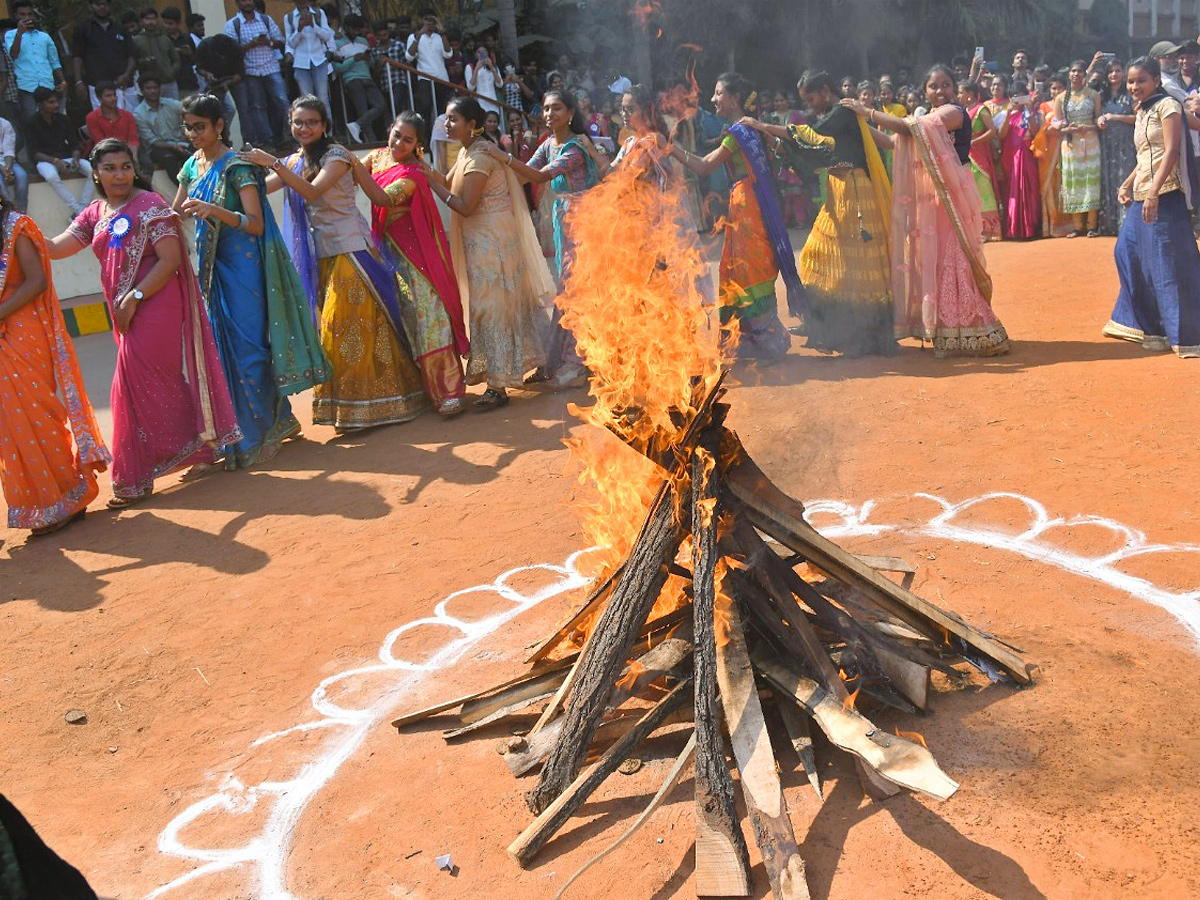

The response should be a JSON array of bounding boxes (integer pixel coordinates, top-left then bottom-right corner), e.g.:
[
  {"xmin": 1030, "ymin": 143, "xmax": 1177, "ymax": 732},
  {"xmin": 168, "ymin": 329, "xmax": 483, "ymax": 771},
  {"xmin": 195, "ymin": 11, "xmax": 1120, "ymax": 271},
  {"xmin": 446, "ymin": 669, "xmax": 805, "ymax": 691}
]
[{"xmin": 143, "ymin": 492, "xmax": 1200, "ymax": 900}]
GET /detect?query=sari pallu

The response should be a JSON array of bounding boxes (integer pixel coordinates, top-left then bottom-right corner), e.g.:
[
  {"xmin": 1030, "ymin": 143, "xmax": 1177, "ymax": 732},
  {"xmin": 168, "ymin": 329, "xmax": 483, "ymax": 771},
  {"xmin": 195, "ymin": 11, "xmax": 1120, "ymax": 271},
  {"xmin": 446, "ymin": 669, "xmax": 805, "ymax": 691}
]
[
  {"xmin": 890, "ymin": 113, "xmax": 1010, "ymax": 358},
  {"xmin": 0, "ymin": 212, "xmax": 110, "ymax": 529},
  {"xmin": 717, "ymin": 124, "xmax": 802, "ymax": 360},
  {"xmin": 67, "ymin": 192, "xmax": 241, "ymax": 499},
  {"xmin": 282, "ymin": 151, "xmax": 428, "ymax": 430},
  {"xmin": 369, "ymin": 156, "xmax": 468, "ymax": 408},
  {"xmin": 188, "ymin": 152, "xmax": 329, "ymax": 467}
]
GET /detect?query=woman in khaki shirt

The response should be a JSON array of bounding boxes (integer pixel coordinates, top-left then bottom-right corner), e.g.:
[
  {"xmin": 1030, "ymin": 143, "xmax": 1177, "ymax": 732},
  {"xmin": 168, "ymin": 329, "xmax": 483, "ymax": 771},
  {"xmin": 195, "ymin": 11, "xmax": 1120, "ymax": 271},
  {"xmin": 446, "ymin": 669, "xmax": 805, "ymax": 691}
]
[{"xmin": 1104, "ymin": 56, "xmax": 1200, "ymax": 357}]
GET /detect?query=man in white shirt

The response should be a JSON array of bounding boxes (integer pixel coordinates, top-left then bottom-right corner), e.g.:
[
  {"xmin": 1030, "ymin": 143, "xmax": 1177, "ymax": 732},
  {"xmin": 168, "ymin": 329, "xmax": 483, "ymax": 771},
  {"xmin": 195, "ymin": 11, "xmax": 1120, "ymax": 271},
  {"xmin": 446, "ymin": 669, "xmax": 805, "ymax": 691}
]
[
  {"xmin": 0, "ymin": 115, "xmax": 28, "ymax": 209},
  {"xmin": 406, "ymin": 10, "xmax": 452, "ymax": 125},
  {"xmin": 283, "ymin": 0, "xmax": 334, "ymax": 115}
]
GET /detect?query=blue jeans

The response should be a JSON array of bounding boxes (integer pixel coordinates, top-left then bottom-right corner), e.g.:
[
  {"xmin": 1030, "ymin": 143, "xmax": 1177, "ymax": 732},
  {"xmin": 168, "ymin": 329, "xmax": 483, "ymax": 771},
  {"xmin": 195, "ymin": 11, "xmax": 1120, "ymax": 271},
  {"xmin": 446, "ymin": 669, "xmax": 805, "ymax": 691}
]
[
  {"xmin": 293, "ymin": 66, "xmax": 331, "ymax": 118},
  {"xmin": 0, "ymin": 162, "xmax": 28, "ymax": 210},
  {"xmin": 232, "ymin": 71, "xmax": 289, "ymax": 146}
]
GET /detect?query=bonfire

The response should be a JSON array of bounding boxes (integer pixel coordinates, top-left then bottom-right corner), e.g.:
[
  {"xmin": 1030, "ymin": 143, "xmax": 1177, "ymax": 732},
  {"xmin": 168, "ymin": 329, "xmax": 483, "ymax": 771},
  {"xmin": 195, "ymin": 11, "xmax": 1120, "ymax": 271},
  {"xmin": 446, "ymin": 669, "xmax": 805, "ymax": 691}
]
[{"xmin": 393, "ymin": 145, "xmax": 1034, "ymax": 900}]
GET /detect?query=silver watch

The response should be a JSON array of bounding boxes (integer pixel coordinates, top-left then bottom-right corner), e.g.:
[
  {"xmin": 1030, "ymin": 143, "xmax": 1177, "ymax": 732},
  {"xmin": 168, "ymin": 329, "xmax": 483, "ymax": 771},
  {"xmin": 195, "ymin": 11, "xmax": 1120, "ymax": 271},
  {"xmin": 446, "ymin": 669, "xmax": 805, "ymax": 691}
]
[{"xmin": 131, "ymin": 289, "xmax": 144, "ymax": 301}]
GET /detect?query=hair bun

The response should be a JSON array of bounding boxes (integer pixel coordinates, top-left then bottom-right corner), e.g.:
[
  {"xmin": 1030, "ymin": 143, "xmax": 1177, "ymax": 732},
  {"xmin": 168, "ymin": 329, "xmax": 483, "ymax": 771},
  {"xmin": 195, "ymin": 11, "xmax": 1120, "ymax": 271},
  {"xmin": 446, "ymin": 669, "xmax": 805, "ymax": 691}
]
[{"xmin": 743, "ymin": 90, "xmax": 758, "ymax": 112}]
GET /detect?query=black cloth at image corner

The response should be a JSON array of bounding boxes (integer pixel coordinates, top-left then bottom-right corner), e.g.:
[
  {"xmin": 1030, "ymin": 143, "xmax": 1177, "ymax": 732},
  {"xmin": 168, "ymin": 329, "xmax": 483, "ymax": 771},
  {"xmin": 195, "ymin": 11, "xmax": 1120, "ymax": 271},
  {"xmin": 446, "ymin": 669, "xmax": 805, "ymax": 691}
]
[{"xmin": 0, "ymin": 793, "xmax": 98, "ymax": 900}]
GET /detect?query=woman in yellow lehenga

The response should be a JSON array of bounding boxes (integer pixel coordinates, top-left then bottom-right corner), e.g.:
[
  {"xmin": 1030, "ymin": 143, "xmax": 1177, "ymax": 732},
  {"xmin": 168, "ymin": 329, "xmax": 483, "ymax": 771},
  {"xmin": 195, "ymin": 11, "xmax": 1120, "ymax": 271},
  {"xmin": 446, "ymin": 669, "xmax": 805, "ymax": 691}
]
[
  {"xmin": 240, "ymin": 96, "xmax": 428, "ymax": 431},
  {"xmin": 672, "ymin": 72, "xmax": 801, "ymax": 361},
  {"xmin": 741, "ymin": 71, "xmax": 895, "ymax": 356},
  {"xmin": 1031, "ymin": 72, "xmax": 1076, "ymax": 238}
]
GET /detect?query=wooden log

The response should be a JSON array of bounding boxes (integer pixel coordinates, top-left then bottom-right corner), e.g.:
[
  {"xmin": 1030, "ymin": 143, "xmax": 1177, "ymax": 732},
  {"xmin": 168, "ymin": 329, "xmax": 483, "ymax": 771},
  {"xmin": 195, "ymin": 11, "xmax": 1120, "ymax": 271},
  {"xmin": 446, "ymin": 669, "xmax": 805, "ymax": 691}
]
[
  {"xmin": 774, "ymin": 692, "xmax": 821, "ymax": 800},
  {"xmin": 459, "ymin": 668, "xmax": 571, "ymax": 725},
  {"xmin": 716, "ymin": 593, "xmax": 811, "ymax": 900},
  {"xmin": 691, "ymin": 443, "xmax": 752, "ymax": 897},
  {"xmin": 391, "ymin": 656, "xmax": 575, "ymax": 729},
  {"xmin": 728, "ymin": 474, "xmax": 1033, "ymax": 684},
  {"xmin": 527, "ymin": 480, "xmax": 687, "ymax": 814},
  {"xmin": 753, "ymin": 651, "xmax": 959, "ymax": 800},
  {"xmin": 507, "ymin": 679, "xmax": 692, "ymax": 867}
]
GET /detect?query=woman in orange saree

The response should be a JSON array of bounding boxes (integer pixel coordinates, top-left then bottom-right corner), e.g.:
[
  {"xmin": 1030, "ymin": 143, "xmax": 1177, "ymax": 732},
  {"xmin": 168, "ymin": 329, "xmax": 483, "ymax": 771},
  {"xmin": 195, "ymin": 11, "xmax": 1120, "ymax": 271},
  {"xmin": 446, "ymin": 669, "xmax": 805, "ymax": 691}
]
[{"xmin": 0, "ymin": 206, "xmax": 109, "ymax": 534}]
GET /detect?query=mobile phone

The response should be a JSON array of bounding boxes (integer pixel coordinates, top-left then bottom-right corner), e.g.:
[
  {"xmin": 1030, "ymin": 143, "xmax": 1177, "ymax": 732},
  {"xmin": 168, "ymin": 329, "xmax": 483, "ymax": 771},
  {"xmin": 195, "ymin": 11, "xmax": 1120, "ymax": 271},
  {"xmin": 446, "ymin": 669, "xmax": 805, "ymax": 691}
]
[{"xmin": 974, "ymin": 46, "xmax": 985, "ymax": 61}]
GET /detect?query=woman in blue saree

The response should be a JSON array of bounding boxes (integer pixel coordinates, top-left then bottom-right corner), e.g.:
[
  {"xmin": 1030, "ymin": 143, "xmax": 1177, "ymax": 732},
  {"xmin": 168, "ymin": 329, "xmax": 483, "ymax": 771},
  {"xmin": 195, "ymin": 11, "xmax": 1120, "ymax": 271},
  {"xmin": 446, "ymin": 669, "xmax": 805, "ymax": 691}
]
[
  {"xmin": 173, "ymin": 94, "xmax": 330, "ymax": 467},
  {"xmin": 494, "ymin": 89, "xmax": 603, "ymax": 387}
]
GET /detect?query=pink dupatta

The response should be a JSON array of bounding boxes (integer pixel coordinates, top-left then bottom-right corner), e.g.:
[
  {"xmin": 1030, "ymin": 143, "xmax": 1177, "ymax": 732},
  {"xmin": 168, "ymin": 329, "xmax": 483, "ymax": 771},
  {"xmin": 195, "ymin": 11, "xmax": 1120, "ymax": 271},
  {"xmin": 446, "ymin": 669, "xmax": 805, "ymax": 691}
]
[
  {"xmin": 891, "ymin": 110, "xmax": 1006, "ymax": 355},
  {"xmin": 370, "ymin": 160, "xmax": 469, "ymax": 357}
]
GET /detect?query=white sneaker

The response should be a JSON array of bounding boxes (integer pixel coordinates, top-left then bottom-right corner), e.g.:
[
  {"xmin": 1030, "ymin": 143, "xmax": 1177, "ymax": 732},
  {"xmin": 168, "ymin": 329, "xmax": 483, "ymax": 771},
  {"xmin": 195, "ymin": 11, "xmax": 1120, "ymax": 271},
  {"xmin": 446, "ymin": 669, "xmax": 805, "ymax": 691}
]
[{"xmin": 347, "ymin": 122, "xmax": 363, "ymax": 144}]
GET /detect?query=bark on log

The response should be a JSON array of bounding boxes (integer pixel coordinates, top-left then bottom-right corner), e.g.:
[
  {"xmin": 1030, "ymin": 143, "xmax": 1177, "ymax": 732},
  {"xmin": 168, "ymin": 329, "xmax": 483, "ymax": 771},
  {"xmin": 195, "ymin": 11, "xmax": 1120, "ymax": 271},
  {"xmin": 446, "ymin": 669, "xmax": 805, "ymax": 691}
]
[
  {"xmin": 691, "ymin": 443, "xmax": 752, "ymax": 897},
  {"xmin": 527, "ymin": 480, "xmax": 687, "ymax": 814}
]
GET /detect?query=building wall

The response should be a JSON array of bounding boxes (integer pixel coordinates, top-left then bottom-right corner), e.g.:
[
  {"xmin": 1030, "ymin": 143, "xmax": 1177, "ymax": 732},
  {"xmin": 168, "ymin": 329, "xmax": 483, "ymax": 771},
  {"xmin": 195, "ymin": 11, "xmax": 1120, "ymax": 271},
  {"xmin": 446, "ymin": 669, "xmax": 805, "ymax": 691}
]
[{"xmin": 1128, "ymin": 0, "xmax": 1200, "ymax": 39}]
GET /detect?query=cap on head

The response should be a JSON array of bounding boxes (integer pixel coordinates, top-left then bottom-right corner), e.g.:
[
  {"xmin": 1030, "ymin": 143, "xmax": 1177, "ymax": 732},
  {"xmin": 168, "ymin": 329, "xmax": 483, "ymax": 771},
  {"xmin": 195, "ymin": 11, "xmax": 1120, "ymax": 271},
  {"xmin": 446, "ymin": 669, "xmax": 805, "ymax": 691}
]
[{"xmin": 1150, "ymin": 40, "xmax": 1183, "ymax": 58}]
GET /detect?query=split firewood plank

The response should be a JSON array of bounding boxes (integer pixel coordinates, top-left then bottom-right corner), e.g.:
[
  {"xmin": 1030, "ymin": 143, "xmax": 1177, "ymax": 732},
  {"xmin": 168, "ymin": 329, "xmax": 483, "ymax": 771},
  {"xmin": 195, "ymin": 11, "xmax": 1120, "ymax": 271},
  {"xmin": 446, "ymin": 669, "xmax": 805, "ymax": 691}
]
[
  {"xmin": 691, "ymin": 443, "xmax": 752, "ymax": 897},
  {"xmin": 753, "ymin": 651, "xmax": 959, "ymax": 800},
  {"xmin": 729, "ymin": 477, "xmax": 1033, "ymax": 684},
  {"xmin": 773, "ymin": 692, "xmax": 821, "ymax": 800},
  {"xmin": 508, "ymin": 678, "xmax": 692, "ymax": 866},
  {"xmin": 458, "ymin": 668, "xmax": 571, "ymax": 726},
  {"xmin": 525, "ymin": 563, "xmax": 624, "ymax": 665},
  {"xmin": 715, "ymin": 593, "xmax": 811, "ymax": 900},
  {"xmin": 391, "ymin": 656, "xmax": 576, "ymax": 729},
  {"xmin": 747, "ymin": 542, "xmax": 933, "ymax": 714},
  {"xmin": 528, "ymin": 480, "xmax": 688, "ymax": 814}
]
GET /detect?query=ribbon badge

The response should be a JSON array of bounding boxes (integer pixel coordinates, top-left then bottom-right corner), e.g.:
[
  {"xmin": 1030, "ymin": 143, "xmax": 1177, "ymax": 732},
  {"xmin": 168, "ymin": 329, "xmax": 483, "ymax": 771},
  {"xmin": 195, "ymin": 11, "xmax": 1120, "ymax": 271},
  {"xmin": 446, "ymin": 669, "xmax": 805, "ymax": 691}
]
[{"xmin": 108, "ymin": 213, "xmax": 132, "ymax": 251}]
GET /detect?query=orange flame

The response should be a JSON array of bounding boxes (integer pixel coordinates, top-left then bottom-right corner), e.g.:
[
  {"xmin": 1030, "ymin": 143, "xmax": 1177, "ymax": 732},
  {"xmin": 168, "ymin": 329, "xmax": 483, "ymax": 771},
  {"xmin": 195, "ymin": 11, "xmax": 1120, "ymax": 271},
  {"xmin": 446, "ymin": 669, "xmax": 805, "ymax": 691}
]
[
  {"xmin": 895, "ymin": 728, "xmax": 929, "ymax": 749},
  {"xmin": 615, "ymin": 659, "xmax": 648, "ymax": 695},
  {"xmin": 558, "ymin": 116, "xmax": 725, "ymax": 599},
  {"xmin": 842, "ymin": 685, "xmax": 861, "ymax": 712}
]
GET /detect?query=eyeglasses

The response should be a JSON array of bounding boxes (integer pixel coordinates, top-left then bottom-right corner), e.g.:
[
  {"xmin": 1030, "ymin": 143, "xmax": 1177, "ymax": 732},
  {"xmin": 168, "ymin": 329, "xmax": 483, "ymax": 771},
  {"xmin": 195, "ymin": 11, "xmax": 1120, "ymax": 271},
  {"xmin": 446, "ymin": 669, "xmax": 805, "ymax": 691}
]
[{"xmin": 181, "ymin": 122, "xmax": 208, "ymax": 134}]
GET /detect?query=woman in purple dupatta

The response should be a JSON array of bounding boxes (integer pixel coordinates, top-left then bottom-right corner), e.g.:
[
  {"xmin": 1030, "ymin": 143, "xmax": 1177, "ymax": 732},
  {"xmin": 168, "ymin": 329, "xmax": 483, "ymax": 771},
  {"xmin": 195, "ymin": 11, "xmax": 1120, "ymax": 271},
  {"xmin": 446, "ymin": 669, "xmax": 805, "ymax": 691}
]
[{"xmin": 48, "ymin": 139, "xmax": 239, "ymax": 506}]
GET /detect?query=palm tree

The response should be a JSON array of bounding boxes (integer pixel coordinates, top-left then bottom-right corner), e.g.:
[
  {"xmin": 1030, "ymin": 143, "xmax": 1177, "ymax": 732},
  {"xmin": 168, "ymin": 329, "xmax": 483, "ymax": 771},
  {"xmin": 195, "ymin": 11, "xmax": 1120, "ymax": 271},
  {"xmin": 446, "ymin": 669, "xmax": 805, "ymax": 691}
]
[{"xmin": 498, "ymin": 0, "xmax": 521, "ymax": 64}]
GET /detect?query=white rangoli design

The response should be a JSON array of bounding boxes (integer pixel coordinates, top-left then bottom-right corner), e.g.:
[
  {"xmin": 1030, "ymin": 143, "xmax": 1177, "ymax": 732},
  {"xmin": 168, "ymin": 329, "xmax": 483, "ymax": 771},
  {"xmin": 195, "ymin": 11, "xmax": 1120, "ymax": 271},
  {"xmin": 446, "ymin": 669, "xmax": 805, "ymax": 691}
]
[{"xmin": 142, "ymin": 493, "xmax": 1200, "ymax": 900}]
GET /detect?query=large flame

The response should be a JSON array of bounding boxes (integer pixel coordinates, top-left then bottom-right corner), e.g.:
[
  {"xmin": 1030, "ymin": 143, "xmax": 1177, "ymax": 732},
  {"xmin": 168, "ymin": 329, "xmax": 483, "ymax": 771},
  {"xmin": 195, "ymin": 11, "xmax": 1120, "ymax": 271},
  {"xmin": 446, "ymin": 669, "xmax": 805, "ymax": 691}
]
[{"xmin": 558, "ymin": 133, "xmax": 725, "ymax": 583}]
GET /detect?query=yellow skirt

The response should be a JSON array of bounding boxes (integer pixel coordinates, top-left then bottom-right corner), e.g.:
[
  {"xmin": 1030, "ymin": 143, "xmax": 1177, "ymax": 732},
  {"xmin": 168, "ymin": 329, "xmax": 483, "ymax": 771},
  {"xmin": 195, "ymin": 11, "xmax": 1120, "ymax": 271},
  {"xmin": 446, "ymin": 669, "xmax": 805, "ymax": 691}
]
[
  {"xmin": 799, "ymin": 168, "xmax": 895, "ymax": 356},
  {"xmin": 314, "ymin": 253, "xmax": 429, "ymax": 430}
]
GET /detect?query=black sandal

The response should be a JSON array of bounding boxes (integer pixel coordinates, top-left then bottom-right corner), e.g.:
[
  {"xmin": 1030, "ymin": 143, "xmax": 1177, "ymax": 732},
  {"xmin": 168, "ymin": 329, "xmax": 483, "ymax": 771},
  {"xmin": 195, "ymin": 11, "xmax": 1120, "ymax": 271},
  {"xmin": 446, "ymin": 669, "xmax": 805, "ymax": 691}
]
[{"xmin": 473, "ymin": 388, "xmax": 509, "ymax": 411}]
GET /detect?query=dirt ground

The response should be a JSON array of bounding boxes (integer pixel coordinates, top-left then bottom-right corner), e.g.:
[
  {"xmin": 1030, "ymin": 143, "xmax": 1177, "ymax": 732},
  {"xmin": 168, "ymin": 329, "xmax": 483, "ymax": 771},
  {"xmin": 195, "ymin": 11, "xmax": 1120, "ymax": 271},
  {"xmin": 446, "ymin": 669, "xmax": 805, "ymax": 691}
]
[{"xmin": 4, "ymin": 235, "xmax": 1200, "ymax": 900}]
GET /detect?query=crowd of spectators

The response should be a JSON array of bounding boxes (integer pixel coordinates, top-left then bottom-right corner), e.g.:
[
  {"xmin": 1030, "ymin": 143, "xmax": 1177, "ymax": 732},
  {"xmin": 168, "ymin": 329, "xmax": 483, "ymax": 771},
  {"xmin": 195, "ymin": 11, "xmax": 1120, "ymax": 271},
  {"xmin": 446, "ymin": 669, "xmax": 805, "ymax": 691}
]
[{"xmin": 0, "ymin": 0, "xmax": 615, "ymax": 221}]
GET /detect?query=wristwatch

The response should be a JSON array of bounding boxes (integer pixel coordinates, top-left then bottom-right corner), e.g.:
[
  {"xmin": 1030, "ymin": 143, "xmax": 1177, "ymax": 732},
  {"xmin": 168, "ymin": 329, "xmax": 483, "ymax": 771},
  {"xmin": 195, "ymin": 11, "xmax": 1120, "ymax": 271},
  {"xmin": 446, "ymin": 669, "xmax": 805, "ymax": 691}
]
[
  {"xmin": 131, "ymin": 289, "xmax": 144, "ymax": 302},
  {"xmin": 270, "ymin": 158, "xmax": 285, "ymax": 171}
]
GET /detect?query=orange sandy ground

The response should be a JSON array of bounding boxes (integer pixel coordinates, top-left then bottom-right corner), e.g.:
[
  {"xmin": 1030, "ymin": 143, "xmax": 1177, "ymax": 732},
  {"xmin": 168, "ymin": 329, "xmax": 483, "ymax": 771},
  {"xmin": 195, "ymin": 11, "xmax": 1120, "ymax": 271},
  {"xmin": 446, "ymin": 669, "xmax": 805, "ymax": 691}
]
[{"xmin": 3, "ymin": 236, "xmax": 1200, "ymax": 900}]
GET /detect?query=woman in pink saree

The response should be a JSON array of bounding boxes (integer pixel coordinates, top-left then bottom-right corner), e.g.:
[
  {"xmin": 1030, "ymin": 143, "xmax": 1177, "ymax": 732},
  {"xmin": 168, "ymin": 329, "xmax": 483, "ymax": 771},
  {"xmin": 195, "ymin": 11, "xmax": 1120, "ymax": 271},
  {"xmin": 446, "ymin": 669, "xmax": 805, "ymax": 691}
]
[
  {"xmin": 997, "ymin": 77, "xmax": 1042, "ymax": 240},
  {"xmin": 843, "ymin": 65, "xmax": 1009, "ymax": 357},
  {"xmin": 48, "ymin": 139, "xmax": 239, "ymax": 506}
]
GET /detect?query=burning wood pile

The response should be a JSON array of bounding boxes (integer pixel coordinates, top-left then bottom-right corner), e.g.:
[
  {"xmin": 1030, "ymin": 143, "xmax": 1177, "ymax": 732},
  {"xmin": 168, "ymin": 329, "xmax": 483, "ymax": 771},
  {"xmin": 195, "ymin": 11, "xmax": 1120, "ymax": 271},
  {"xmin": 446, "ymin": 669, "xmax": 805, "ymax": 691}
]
[{"xmin": 391, "ymin": 157, "xmax": 1035, "ymax": 900}]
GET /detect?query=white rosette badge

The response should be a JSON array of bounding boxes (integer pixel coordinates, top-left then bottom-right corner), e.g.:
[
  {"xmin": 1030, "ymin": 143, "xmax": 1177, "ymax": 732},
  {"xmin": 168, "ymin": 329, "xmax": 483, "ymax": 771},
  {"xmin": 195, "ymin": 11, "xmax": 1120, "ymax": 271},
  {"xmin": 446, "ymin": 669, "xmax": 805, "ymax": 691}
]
[{"xmin": 109, "ymin": 213, "xmax": 132, "ymax": 251}]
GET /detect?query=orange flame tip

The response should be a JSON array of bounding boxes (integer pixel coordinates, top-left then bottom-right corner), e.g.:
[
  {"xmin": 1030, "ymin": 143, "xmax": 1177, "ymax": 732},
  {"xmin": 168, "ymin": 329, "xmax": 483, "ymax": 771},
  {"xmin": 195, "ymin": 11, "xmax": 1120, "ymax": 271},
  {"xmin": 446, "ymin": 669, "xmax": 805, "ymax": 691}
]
[{"xmin": 894, "ymin": 728, "xmax": 929, "ymax": 749}]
